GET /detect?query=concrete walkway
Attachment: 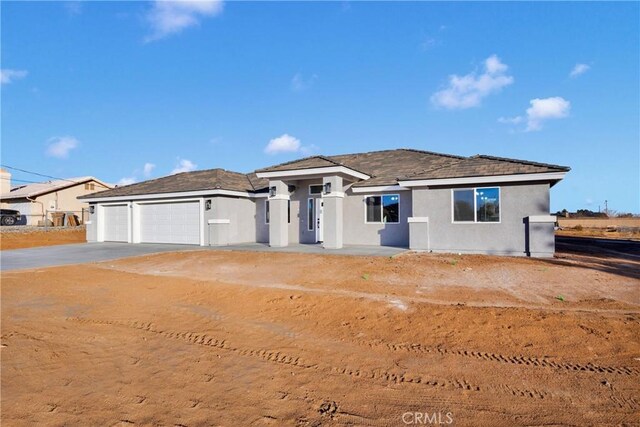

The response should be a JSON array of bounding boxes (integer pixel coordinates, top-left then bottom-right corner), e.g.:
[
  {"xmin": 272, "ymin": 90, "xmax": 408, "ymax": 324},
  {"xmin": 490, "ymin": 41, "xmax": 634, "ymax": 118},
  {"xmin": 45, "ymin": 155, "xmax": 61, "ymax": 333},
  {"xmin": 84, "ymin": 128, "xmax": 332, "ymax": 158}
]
[
  {"xmin": 0, "ymin": 242, "xmax": 407, "ymax": 272},
  {"xmin": 0, "ymin": 243, "xmax": 204, "ymax": 272},
  {"xmin": 212, "ymin": 242, "xmax": 408, "ymax": 257}
]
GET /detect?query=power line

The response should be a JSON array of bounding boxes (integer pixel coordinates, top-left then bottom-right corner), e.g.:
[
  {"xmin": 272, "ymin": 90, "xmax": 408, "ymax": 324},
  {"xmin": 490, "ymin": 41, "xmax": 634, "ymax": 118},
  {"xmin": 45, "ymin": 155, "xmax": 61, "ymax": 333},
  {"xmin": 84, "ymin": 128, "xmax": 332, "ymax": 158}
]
[
  {"xmin": 0, "ymin": 164, "xmax": 80, "ymax": 184},
  {"xmin": 0, "ymin": 177, "xmax": 41, "ymax": 184}
]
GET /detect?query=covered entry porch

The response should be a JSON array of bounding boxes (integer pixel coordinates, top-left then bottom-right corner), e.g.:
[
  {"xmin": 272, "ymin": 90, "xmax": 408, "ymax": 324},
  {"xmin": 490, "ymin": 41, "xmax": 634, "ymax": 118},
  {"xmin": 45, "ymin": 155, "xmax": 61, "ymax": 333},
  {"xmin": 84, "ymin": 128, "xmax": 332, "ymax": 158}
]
[{"xmin": 256, "ymin": 164, "xmax": 370, "ymax": 249}]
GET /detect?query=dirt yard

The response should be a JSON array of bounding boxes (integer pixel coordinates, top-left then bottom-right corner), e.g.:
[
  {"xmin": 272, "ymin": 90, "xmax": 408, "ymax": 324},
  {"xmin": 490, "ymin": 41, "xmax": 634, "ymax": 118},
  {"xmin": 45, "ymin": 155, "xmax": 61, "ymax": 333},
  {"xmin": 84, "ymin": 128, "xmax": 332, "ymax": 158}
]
[
  {"xmin": 0, "ymin": 227, "xmax": 86, "ymax": 250},
  {"xmin": 557, "ymin": 228, "xmax": 640, "ymax": 241},
  {"xmin": 2, "ymin": 249, "xmax": 639, "ymax": 426}
]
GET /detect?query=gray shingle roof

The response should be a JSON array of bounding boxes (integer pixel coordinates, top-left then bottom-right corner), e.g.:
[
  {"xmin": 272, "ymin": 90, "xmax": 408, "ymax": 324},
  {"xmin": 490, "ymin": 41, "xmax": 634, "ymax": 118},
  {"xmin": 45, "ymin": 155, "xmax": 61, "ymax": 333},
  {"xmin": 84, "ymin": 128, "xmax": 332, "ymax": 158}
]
[
  {"xmin": 78, "ymin": 168, "xmax": 260, "ymax": 199},
  {"xmin": 400, "ymin": 155, "xmax": 570, "ymax": 182},
  {"xmin": 80, "ymin": 149, "xmax": 569, "ymax": 199}
]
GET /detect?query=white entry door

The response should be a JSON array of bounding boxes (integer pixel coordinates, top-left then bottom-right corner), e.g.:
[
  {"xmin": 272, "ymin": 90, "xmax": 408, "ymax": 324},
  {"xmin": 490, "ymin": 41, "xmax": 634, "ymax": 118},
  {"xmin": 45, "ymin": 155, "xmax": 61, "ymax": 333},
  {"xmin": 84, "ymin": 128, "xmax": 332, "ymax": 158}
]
[
  {"xmin": 103, "ymin": 204, "xmax": 129, "ymax": 242},
  {"xmin": 315, "ymin": 199, "xmax": 324, "ymax": 242},
  {"xmin": 139, "ymin": 201, "xmax": 200, "ymax": 245}
]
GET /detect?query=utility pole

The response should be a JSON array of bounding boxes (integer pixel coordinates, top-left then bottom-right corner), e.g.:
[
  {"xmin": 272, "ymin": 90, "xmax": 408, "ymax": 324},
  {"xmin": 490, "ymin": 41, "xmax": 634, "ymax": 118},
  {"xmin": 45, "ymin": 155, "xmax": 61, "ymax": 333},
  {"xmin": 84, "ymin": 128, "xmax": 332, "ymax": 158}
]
[{"xmin": 604, "ymin": 200, "xmax": 608, "ymax": 216}]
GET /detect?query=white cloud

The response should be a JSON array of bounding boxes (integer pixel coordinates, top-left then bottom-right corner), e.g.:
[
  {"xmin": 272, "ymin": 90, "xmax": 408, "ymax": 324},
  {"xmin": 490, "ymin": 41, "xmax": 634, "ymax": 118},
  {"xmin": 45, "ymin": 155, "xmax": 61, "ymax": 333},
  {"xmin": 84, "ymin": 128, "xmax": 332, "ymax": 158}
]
[
  {"xmin": 1, "ymin": 69, "xmax": 28, "ymax": 85},
  {"xmin": 570, "ymin": 63, "xmax": 590, "ymax": 78},
  {"xmin": 430, "ymin": 54, "xmax": 514, "ymax": 110},
  {"xmin": 291, "ymin": 73, "xmax": 318, "ymax": 92},
  {"xmin": 46, "ymin": 136, "xmax": 79, "ymax": 159},
  {"xmin": 497, "ymin": 116, "xmax": 523, "ymax": 124},
  {"xmin": 171, "ymin": 158, "xmax": 197, "ymax": 174},
  {"xmin": 117, "ymin": 177, "xmax": 136, "ymax": 186},
  {"xmin": 145, "ymin": 0, "xmax": 223, "ymax": 42},
  {"xmin": 265, "ymin": 134, "xmax": 301, "ymax": 155},
  {"xmin": 525, "ymin": 97, "xmax": 571, "ymax": 131},
  {"xmin": 64, "ymin": 1, "xmax": 82, "ymax": 16},
  {"xmin": 143, "ymin": 162, "xmax": 156, "ymax": 177}
]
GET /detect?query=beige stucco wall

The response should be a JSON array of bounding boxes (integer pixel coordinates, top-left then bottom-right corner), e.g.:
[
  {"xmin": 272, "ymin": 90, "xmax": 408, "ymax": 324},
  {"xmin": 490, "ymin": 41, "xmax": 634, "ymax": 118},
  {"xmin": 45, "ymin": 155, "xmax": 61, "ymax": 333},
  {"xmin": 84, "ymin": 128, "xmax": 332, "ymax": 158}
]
[{"xmin": 22, "ymin": 180, "xmax": 111, "ymax": 225}]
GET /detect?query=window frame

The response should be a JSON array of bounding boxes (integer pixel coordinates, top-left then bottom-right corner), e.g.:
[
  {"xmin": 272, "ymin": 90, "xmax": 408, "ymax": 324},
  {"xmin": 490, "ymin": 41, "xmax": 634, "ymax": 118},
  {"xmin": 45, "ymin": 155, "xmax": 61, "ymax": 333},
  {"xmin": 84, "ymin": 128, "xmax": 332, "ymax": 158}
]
[
  {"xmin": 451, "ymin": 187, "xmax": 501, "ymax": 224},
  {"xmin": 265, "ymin": 200, "xmax": 291, "ymax": 224},
  {"xmin": 363, "ymin": 194, "xmax": 401, "ymax": 224},
  {"xmin": 307, "ymin": 198, "xmax": 315, "ymax": 231},
  {"xmin": 309, "ymin": 184, "xmax": 323, "ymax": 195}
]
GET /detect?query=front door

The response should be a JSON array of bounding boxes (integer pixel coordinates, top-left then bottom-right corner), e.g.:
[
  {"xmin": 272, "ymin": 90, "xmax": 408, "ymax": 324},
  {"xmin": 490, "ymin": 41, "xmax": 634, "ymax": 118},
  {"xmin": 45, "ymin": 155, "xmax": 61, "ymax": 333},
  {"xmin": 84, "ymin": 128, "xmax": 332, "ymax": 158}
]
[{"xmin": 315, "ymin": 199, "xmax": 324, "ymax": 242}]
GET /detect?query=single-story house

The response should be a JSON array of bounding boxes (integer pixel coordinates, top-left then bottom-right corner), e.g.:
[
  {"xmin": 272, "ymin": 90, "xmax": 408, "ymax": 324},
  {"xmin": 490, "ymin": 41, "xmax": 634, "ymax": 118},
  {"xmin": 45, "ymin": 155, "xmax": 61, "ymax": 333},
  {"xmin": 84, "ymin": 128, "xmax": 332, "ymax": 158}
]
[
  {"xmin": 0, "ymin": 171, "xmax": 112, "ymax": 225},
  {"xmin": 79, "ymin": 149, "xmax": 569, "ymax": 257}
]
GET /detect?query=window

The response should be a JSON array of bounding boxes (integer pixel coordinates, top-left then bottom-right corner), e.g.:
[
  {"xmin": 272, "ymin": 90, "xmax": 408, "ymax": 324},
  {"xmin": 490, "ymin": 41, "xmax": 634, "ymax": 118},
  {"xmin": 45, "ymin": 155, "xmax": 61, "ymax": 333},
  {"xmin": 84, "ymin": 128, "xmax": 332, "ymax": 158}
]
[
  {"xmin": 84, "ymin": 183, "xmax": 95, "ymax": 190},
  {"xmin": 265, "ymin": 200, "xmax": 291, "ymax": 224},
  {"xmin": 453, "ymin": 187, "xmax": 500, "ymax": 223},
  {"xmin": 364, "ymin": 194, "xmax": 400, "ymax": 223},
  {"xmin": 307, "ymin": 198, "xmax": 314, "ymax": 231},
  {"xmin": 309, "ymin": 185, "xmax": 323, "ymax": 195}
]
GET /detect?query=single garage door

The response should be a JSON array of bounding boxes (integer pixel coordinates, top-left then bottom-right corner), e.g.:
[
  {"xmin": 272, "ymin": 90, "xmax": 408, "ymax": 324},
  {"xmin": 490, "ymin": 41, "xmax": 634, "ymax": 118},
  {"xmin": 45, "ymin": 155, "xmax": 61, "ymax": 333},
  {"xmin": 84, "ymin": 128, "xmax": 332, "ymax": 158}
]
[
  {"xmin": 103, "ymin": 204, "xmax": 129, "ymax": 242},
  {"xmin": 139, "ymin": 201, "xmax": 200, "ymax": 245}
]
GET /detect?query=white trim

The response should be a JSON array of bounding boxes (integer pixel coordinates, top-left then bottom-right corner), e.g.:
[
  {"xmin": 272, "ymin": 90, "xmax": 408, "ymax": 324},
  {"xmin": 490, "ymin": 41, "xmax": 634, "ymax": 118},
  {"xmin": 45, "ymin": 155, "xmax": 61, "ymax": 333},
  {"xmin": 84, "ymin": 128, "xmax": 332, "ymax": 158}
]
[
  {"xmin": 528, "ymin": 215, "xmax": 557, "ymax": 223},
  {"xmin": 208, "ymin": 219, "xmax": 230, "ymax": 224},
  {"xmin": 363, "ymin": 194, "xmax": 401, "ymax": 224},
  {"xmin": 252, "ymin": 192, "xmax": 269, "ymax": 198},
  {"xmin": 81, "ymin": 188, "xmax": 256, "ymax": 203},
  {"xmin": 127, "ymin": 202, "xmax": 133, "ymax": 243},
  {"xmin": 399, "ymin": 172, "xmax": 567, "ymax": 187},
  {"xmin": 321, "ymin": 191, "xmax": 345, "ymax": 199},
  {"xmin": 451, "ymin": 187, "xmax": 502, "ymax": 224},
  {"xmin": 351, "ymin": 185, "xmax": 410, "ymax": 193},
  {"xmin": 256, "ymin": 166, "xmax": 370, "ymax": 181},
  {"xmin": 268, "ymin": 194, "xmax": 290, "ymax": 201},
  {"xmin": 199, "ymin": 198, "xmax": 205, "ymax": 246},
  {"xmin": 408, "ymin": 217, "xmax": 429, "ymax": 223},
  {"xmin": 84, "ymin": 221, "xmax": 92, "ymax": 225}
]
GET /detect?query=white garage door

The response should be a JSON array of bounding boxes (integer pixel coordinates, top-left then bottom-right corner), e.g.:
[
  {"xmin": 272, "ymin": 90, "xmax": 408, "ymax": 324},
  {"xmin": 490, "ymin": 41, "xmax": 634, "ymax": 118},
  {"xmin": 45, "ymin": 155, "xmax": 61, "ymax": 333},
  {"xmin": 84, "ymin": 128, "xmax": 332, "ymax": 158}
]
[
  {"xmin": 103, "ymin": 205, "xmax": 129, "ymax": 242},
  {"xmin": 139, "ymin": 201, "xmax": 200, "ymax": 245}
]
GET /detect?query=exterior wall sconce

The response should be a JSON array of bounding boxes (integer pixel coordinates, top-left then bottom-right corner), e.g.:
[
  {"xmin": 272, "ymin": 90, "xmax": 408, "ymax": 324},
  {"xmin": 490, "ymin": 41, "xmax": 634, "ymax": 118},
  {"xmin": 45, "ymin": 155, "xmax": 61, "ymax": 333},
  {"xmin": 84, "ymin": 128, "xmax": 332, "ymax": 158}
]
[
  {"xmin": 269, "ymin": 186, "xmax": 277, "ymax": 197},
  {"xmin": 287, "ymin": 185, "xmax": 296, "ymax": 193},
  {"xmin": 89, "ymin": 205, "xmax": 95, "ymax": 214},
  {"xmin": 205, "ymin": 199, "xmax": 212, "ymax": 210},
  {"xmin": 323, "ymin": 182, "xmax": 332, "ymax": 194}
]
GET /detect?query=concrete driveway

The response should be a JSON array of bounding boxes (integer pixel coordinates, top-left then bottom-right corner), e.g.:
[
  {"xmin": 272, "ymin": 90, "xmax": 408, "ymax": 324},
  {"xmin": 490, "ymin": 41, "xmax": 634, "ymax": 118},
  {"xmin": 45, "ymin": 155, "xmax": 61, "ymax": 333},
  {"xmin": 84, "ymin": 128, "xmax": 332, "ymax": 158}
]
[{"xmin": 0, "ymin": 242, "xmax": 203, "ymax": 272}]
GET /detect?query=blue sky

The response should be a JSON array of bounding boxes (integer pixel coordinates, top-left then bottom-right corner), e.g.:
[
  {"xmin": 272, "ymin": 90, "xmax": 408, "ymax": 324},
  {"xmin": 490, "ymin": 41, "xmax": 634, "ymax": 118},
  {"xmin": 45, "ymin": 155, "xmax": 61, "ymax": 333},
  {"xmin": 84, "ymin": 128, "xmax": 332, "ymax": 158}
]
[{"xmin": 2, "ymin": 1, "xmax": 639, "ymax": 213}]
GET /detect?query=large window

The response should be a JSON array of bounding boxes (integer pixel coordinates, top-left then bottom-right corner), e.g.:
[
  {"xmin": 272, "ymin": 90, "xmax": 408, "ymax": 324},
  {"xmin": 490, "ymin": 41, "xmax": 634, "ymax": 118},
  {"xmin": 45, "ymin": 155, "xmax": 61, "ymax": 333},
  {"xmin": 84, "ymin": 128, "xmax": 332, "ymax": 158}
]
[
  {"xmin": 453, "ymin": 187, "xmax": 500, "ymax": 223},
  {"xmin": 307, "ymin": 198, "xmax": 314, "ymax": 231},
  {"xmin": 365, "ymin": 194, "xmax": 400, "ymax": 223},
  {"xmin": 309, "ymin": 185, "xmax": 323, "ymax": 195},
  {"xmin": 265, "ymin": 200, "xmax": 291, "ymax": 224}
]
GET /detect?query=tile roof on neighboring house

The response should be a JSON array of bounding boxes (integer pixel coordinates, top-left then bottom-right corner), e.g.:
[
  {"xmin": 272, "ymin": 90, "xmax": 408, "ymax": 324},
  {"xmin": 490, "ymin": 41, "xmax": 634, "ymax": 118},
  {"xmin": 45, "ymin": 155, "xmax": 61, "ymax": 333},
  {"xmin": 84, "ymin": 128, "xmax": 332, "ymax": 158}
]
[
  {"xmin": 0, "ymin": 177, "xmax": 110, "ymax": 200},
  {"xmin": 80, "ymin": 148, "xmax": 570, "ymax": 199},
  {"xmin": 78, "ymin": 168, "xmax": 260, "ymax": 199},
  {"xmin": 400, "ymin": 155, "xmax": 571, "ymax": 182}
]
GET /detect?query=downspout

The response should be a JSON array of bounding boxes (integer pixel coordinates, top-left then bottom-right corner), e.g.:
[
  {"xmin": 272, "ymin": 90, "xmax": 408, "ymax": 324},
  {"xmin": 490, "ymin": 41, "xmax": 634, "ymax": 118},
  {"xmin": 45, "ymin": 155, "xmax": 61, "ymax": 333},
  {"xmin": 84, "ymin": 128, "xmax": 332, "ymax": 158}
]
[{"xmin": 26, "ymin": 196, "xmax": 45, "ymax": 225}]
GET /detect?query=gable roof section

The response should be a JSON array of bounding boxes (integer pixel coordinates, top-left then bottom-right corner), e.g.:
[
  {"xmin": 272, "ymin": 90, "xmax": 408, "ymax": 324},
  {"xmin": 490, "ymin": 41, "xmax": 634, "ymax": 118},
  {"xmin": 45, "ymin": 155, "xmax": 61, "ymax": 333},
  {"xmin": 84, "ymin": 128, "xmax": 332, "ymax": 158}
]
[
  {"xmin": 78, "ymin": 169, "xmax": 258, "ymax": 200},
  {"xmin": 77, "ymin": 149, "xmax": 570, "ymax": 200},
  {"xmin": 401, "ymin": 155, "xmax": 570, "ymax": 181},
  {"xmin": 1, "ymin": 177, "xmax": 110, "ymax": 200}
]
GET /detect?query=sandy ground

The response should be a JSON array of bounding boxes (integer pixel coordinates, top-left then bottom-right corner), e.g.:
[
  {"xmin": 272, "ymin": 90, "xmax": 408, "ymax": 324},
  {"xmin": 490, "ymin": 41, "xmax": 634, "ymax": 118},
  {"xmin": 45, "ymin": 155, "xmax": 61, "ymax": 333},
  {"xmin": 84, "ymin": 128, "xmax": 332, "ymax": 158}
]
[
  {"xmin": 0, "ymin": 228, "xmax": 86, "ymax": 250},
  {"xmin": 2, "ymin": 249, "xmax": 639, "ymax": 426},
  {"xmin": 557, "ymin": 228, "xmax": 640, "ymax": 241}
]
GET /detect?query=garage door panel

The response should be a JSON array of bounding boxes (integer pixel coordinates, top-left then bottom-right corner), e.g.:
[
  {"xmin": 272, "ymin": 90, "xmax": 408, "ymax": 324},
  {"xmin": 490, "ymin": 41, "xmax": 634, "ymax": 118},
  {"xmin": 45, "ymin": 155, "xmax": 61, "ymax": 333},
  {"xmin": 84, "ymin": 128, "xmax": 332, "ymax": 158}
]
[
  {"xmin": 103, "ymin": 205, "xmax": 128, "ymax": 242},
  {"xmin": 139, "ymin": 201, "xmax": 200, "ymax": 245}
]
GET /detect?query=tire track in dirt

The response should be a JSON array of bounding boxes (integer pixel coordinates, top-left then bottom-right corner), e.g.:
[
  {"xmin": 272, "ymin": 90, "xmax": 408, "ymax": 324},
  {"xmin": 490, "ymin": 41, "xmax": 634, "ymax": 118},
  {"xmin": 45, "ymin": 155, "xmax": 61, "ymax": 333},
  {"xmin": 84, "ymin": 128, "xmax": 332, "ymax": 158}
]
[
  {"xmin": 364, "ymin": 341, "xmax": 639, "ymax": 376},
  {"xmin": 66, "ymin": 317, "xmax": 554, "ymax": 401}
]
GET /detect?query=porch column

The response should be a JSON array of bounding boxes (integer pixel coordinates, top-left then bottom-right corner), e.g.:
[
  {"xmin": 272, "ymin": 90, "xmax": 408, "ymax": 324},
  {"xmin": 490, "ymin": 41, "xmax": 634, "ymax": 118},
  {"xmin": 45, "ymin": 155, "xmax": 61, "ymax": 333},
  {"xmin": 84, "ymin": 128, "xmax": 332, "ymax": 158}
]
[
  {"xmin": 268, "ymin": 180, "xmax": 289, "ymax": 247},
  {"xmin": 322, "ymin": 175, "xmax": 344, "ymax": 249}
]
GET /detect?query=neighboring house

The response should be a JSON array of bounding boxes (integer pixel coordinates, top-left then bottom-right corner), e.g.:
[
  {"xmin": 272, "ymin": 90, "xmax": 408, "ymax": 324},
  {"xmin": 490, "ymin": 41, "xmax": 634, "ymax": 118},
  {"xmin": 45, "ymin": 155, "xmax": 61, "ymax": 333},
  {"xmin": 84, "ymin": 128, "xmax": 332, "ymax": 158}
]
[
  {"xmin": 0, "ymin": 172, "xmax": 112, "ymax": 225},
  {"xmin": 79, "ymin": 149, "xmax": 569, "ymax": 257}
]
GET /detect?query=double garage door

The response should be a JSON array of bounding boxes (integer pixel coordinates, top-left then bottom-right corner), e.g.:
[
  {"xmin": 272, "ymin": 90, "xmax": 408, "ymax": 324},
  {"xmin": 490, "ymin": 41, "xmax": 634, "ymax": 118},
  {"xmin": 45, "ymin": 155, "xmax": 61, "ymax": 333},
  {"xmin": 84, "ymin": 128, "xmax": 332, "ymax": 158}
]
[{"xmin": 103, "ymin": 201, "xmax": 200, "ymax": 245}]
